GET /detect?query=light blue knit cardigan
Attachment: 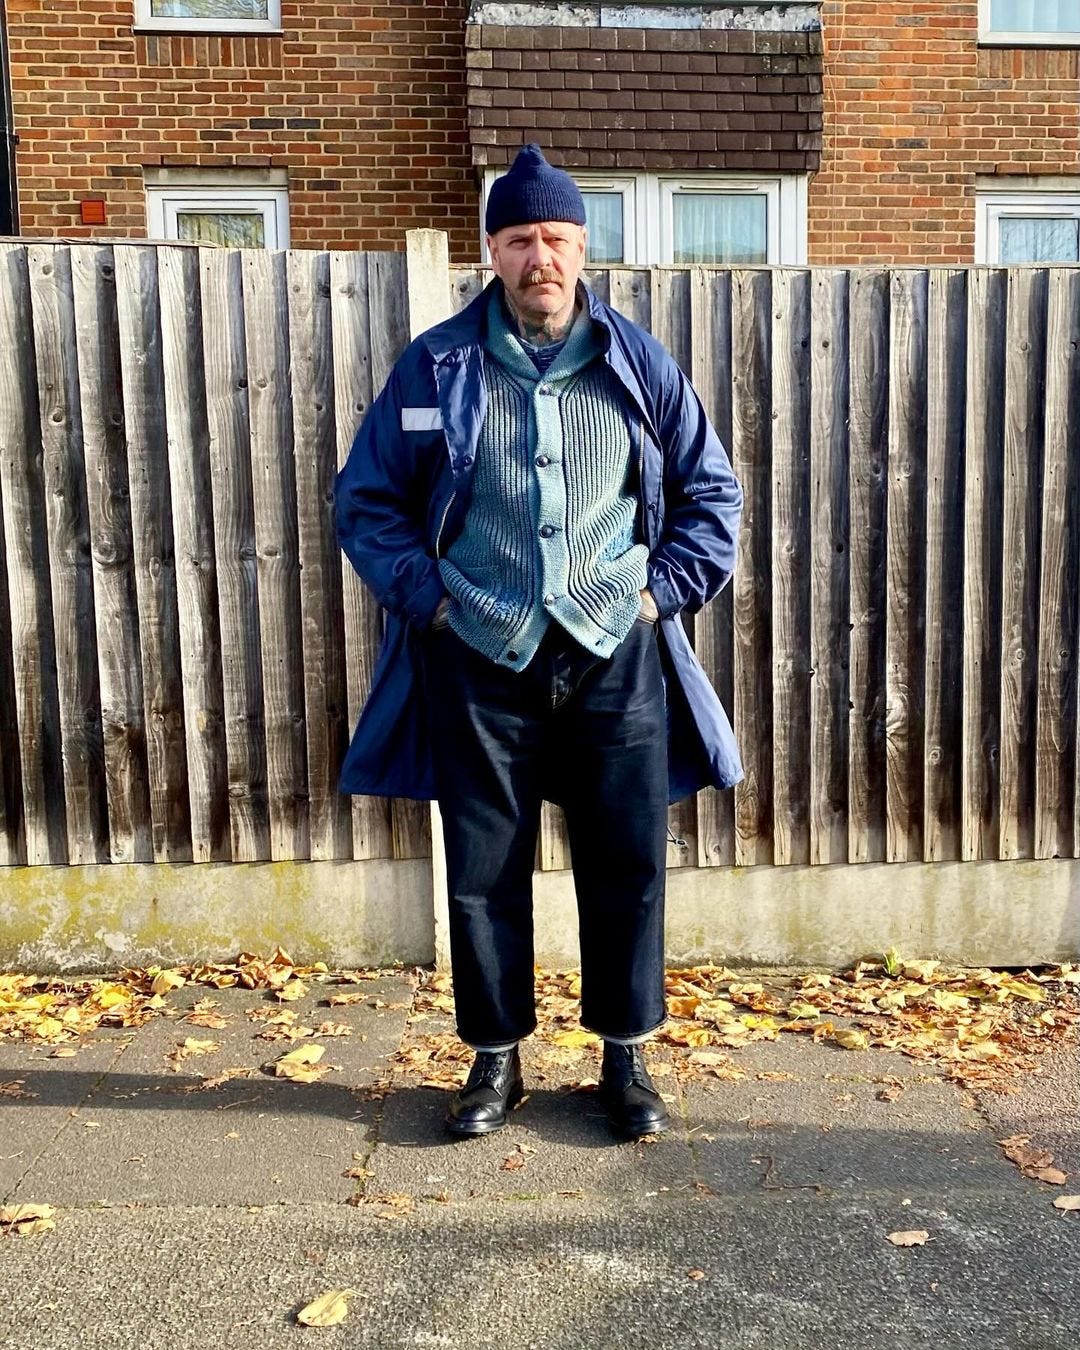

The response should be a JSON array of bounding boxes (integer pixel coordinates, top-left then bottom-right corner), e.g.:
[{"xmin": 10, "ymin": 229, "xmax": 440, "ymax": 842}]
[{"xmin": 437, "ymin": 288, "xmax": 649, "ymax": 669}]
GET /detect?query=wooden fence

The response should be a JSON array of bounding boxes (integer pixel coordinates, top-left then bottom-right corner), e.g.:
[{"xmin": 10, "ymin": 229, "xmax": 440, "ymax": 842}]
[
  {"xmin": 1, "ymin": 243, "xmax": 1078, "ymax": 874},
  {"xmin": 0, "ymin": 241, "xmax": 429, "ymax": 867}
]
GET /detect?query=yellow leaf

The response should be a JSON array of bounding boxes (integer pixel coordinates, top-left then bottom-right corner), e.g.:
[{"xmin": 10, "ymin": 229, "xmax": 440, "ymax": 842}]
[
  {"xmin": 901, "ymin": 961, "xmax": 939, "ymax": 983},
  {"xmin": 834, "ymin": 1028, "xmax": 870, "ymax": 1051},
  {"xmin": 277, "ymin": 1044, "xmax": 325, "ymax": 1068},
  {"xmin": 1053, "ymin": 1195, "xmax": 1080, "ymax": 1212},
  {"xmin": 0, "ymin": 1203, "xmax": 57, "ymax": 1237},
  {"xmin": 668, "ymin": 996, "xmax": 701, "ymax": 1019},
  {"xmin": 297, "ymin": 1290, "xmax": 350, "ymax": 1327},
  {"xmin": 1000, "ymin": 979, "xmax": 1044, "ymax": 1004},
  {"xmin": 149, "ymin": 969, "xmax": 186, "ymax": 996},
  {"xmin": 786, "ymin": 1001, "xmax": 820, "ymax": 1020},
  {"xmin": 277, "ymin": 979, "xmax": 309, "ymax": 1003},
  {"xmin": 550, "ymin": 1030, "xmax": 599, "ymax": 1049},
  {"xmin": 887, "ymin": 1229, "xmax": 930, "ymax": 1246}
]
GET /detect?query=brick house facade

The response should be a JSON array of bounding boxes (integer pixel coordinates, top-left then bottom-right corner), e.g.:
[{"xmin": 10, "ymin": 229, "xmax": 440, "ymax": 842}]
[{"xmin": 1, "ymin": 1, "xmax": 1078, "ymax": 264}]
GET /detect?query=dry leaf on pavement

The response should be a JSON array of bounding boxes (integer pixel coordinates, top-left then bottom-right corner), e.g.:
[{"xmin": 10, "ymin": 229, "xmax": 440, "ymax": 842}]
[
  {"xmin": 296, "ymin": 1289, "xmax": 350, "ymax": 1327},
  {"xmin": 269, "ymin": 1044, "xmax": 330, "ymax": 1083},
  {"xmin": 887, "ymin": 1230, "xmax": 931, "ymax": 1246},
  {"xmin": 0, "ymin": 1203, "xmax": 56, "ymax": 1237},
  {"xmin": 1053, "ymin": 1195, "xmax": 1080, "ymax": 1214}
]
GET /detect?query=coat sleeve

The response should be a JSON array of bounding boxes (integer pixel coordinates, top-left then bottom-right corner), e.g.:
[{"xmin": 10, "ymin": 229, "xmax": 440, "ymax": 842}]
[
  {"xmin": 645, "ymin": 355, "xmax": 743, "ymax": 620},
  {"xmin": 333, "ymin": 357, "xmax": 446, "ymax": 629}
]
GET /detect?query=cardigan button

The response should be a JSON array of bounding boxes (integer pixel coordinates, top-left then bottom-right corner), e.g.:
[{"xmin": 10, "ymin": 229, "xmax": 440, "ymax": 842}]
[
  {"xmin": 535, "ymin": 454, "xmax": 550, "ymax": 468},
  {"xmin": 539, "ymin": 525, "xmax": 555, "ymax": 539},
  {"xmin": 462, "ymin": 455, "xmax": 474, "ymax": 467},
  {"xmin": 507, "ymin": 650, "xmax": 519, "ymax": 662}
]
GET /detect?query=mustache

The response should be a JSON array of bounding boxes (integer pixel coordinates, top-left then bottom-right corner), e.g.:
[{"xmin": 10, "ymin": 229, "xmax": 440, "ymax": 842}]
[{"xmin": 523, "ymin": 268, "xmax": 560, "ymax": 286}]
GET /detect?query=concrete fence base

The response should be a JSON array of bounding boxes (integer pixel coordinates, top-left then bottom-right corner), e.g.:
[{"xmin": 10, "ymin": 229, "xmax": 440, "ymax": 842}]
[{"xmin": 5, "ymin": 853, "xmax": 1072, "ymax": 976}]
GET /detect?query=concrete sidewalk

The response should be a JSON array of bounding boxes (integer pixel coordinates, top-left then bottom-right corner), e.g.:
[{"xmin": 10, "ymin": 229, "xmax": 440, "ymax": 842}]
[{"xmin": 1, "ymin": 969, "xmax": 1078, "ymax": 1350}]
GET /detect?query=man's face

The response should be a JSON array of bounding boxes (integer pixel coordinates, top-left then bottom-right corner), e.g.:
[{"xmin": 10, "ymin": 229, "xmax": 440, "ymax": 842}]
[{"xmin": 487, "ymin": 220, "xmax": 587, "ymax": 323}]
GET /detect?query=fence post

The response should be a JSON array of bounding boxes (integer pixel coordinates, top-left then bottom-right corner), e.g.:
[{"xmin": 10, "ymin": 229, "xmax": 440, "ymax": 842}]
[{"xmin": 405, "ymin": 229, "xmax": 454, "ymax": 970}]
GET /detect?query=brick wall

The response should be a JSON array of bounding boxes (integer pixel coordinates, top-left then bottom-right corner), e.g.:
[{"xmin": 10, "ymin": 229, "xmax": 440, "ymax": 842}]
[
  {"xmin": 815, "ymin": 0, "xmax": 1080, "ymax": 263},
  {"xmin": 466, "ymin": 23, "xmax": 823, "ymax": 174},
  {"xmin": 5, "ymin": 0, "xmax": 478, "ymax": 256},
  {"xmin": 5, "ymin": 2, "xmax": 1080, "ymax": 264}
]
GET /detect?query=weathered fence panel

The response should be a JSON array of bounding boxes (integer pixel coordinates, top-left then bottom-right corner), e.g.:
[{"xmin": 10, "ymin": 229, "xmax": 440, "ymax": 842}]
[
  {"xmin": 0, "ymin": 242, "xmax": 428, "ymax": 868},
  {"xmin": 2, "ymin": 246, "xmax": 1079, "ymax": 875}
]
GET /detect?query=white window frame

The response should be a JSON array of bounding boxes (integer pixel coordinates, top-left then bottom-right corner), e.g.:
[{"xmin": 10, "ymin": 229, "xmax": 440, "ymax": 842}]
[
  {"xmin": 975, "ymin": 191, "xmax": 1080, "ymax": 262},
  {"xmin": 134, "ymin": 0, "xmax": 282, "ymax": 35},
  {"xmin": 145, "ymin": 185, "xmax": 290, "ymax": 247},
  {"xmin": 978, "ymin": 0, "xmax": 1080, "ymax": 46},
  {"xmin": 481, "ymin": 169, "xmax": 807, "ymax": 266}
]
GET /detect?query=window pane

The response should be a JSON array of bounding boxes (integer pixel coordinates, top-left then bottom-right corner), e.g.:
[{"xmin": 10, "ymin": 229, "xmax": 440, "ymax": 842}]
[
  {"xmin": 150, "ymin": 0, "xmax": 269, "ymax": 19},
  {"xmin": 581, "ymin": 192, "xmax": 624, "ymax": 265},
  {"xmin": 990, "ymin": 0, "xmax": 1073, "ymax": 32},
  {"xmin": 176, "ymin": 211, "xmax": 266, "ymax": 247},
  {"xmin": 672, "ymin": 194, "xmax": 767, "ymax": 264},
  {"xmin": 999, "ymin": 216, "xmax": 1080, "ymax": 262}
]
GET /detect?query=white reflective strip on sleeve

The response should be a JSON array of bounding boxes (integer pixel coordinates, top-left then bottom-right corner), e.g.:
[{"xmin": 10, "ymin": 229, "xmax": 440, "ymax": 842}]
[{"xmin": 401, "ymin": 407, "xmax": 443, "ymax": 431}]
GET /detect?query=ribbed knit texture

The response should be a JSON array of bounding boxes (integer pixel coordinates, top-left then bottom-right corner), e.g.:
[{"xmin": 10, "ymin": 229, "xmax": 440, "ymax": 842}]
[{"xmin": 438, "ymin": 285, "xmax": 648, "ymax": 669}]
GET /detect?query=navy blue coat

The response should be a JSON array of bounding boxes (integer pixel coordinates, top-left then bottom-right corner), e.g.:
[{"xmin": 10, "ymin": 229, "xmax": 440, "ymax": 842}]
[{"xmin": 334, "ymin": 279, "xmax": 744, "ymax": 804}]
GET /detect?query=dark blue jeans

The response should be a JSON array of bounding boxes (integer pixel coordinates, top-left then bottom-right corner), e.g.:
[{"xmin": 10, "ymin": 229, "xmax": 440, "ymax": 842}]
[{"xmin": 421, "ymin": 615, "xmax": 669, "ymax": 1046}]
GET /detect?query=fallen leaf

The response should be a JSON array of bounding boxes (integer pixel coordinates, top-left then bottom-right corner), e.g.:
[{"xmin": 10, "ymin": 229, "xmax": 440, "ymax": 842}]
[
  {"xmin": 887, "ymin": 1230, "xmax": 930, "ymax": 1246},
  {"xmin": 149, "ymin": 969, "xmax": 185, "ymax": 996},
  {"xmin": 1053, "ymin": 1195, "xmax": 1080, "ymax": 1213},
  {"xmin": 167, "ymin": 1037, "xmax": 220, "ymax": 1071},
  {"xmin": 834, "ymin": 1028, "xmax": 870, "ymax": 1051},
  {"xmin": 901, "ymin": 961, "xmax": 939, "ymax": 983},
  {"xmin": 316, "ymin": 1021, "xmax": 352, "ymax": 1038},
  {"xmin": 270, "ymin": 1043, "xmax": 330, "ymax": 1083},
  {"xmin": 687, "ymin": 1269, "xmax": 706, "ymax": 1281},
  {"xmin": 296, "ymin": 1290, "xmax": 349, "ymax": 1327},
  {"xmin": 0, "ymin": 1203, "xmax": 56, "ymax": 1237},
  {"xmin": 1033, "ymin": 1167, "xmax": 1068, "ymax": 1186},
  {"xmin": 550, "ymin": 1029, "xmax": 599, "ymax": 1049},
  {"xmin": 277, "ymin": 979, "xmax": 309, "ymax": 1003}
]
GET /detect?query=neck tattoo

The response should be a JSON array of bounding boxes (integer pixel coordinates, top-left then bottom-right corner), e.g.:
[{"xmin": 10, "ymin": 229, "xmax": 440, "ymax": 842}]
[{"xmin": 504, "ymin": 290, "xmax": 577, "ymax": 347}]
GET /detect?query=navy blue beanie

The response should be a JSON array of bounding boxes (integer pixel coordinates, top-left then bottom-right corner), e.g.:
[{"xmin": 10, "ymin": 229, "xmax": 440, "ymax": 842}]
[{"xmin": 485, "ymin": 143, "xmax": 586, "ymax": 235}]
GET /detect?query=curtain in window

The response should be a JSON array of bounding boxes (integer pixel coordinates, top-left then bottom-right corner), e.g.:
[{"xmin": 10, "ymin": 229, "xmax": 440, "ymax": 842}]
[
  {"xmin": 176, "ymin": 211, "xmax": 267, "ymax": 247},
  {"xmin": 999, "ymin": 217, "xmax": 1080, "ymax": 263},
  {"xmin": 672, "ymin": 194, "xmax": 767, "ymax": 264},
  {"xmin": 990, "ymin": 0, "xmax": 1072, "ymax": 32},
  {"xmin": 581, "ymin": 192, "xmax": 624, "ymax": 265},
  {"xmin": 151, "ymin": 0, "xmax": 269, "ymax": 19}
]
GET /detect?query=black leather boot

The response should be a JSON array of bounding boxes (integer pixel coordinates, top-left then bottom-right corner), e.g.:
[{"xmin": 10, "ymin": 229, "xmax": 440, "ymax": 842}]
[
  {"xmin": 444, "ymin": 1046, "xmax": 525, "ymax": 1137},
  {"xmin": 598, "ymin": 1042, "xmax": 670, "ymax": 1138}
]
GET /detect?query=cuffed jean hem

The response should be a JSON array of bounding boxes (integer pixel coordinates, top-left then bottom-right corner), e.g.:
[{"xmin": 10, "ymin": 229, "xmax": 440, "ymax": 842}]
[
  {"xmin": 459, "ymin": 1023, "xmax": 536, "ymax": 1053},
  {"xmin": 584, "ymin": 1015, "xmax": 667, "ymax": 1045}
]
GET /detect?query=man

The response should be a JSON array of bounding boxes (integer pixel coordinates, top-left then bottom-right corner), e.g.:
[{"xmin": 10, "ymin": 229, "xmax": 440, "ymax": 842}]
[{"xmin": 335, "ymin": 144, "xmax": 743, "ymax": 1141}]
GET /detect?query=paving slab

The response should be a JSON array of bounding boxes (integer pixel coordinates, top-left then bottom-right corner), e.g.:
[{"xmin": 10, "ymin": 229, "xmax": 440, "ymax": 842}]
[
  {"xmin": 6, "ymin": 979, "xmax": 413, "ymax": 1208},
  {"xmin": 0, "ymin": 1037, "xmax": 128, "ymax": 1201},
  {"xmin": 683, "ymin": 1074, "xmax": 1025, "ymax": 1198},
  {"xmin": 974, "ymin": 1040, "xmax": 1080, "ymax": 1177},
  {"xmin": 2, "ymin": 1191, "xmax": 1077, "ymax": 1350}
]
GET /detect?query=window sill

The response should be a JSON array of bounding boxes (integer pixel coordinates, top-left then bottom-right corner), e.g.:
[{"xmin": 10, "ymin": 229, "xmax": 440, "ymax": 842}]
[
  {"xmin": 132, "ymin": 24, "xmax": 284, "ymax": 37},
  {"xmin": 977, "ymin": 33, "xmax": 1080, "ymax": 47}
]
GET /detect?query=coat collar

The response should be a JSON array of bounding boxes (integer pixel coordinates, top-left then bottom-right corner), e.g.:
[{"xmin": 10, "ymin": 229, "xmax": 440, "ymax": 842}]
[{"xmin": 420, "ymin": 276, "xmax": 657, "ymax": 440}]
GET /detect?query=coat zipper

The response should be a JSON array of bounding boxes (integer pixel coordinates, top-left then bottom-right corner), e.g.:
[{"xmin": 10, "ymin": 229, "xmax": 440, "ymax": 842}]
[
  {"xmin": 637, "ymin": 418, "xmax": 648, "ymax": 545},
  {"xmin": 434, "ymin": 489, "xmax": 456, "ymax": 559}
]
